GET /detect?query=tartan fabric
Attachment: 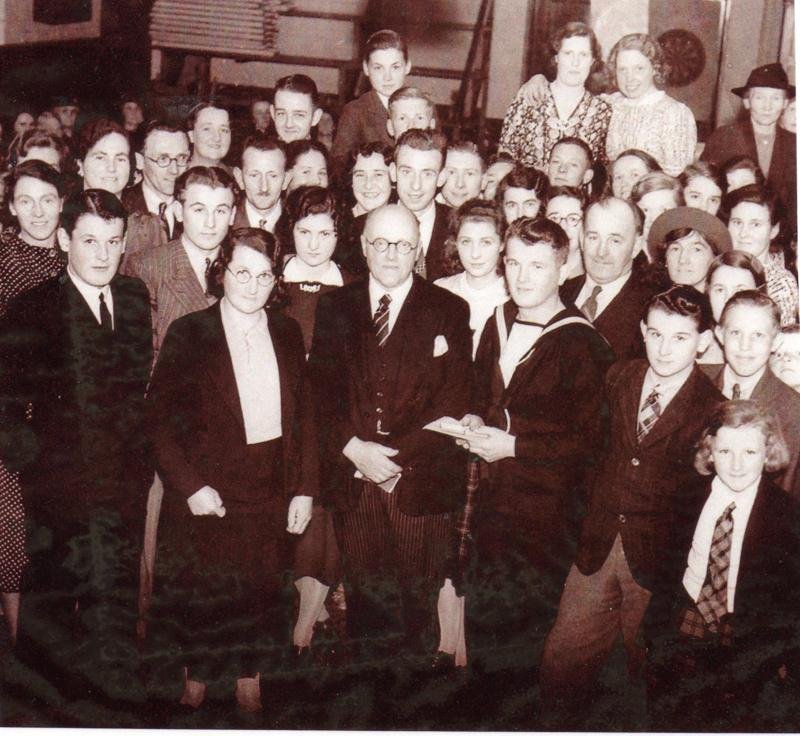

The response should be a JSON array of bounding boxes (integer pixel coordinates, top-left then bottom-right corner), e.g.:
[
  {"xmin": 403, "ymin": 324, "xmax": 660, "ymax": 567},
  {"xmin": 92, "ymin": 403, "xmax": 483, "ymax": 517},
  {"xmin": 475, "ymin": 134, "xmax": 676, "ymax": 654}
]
[
  {"xmin": 373, "ymin": 293, "xmax": 391, "ymax": 347},
  {"xmin": 677, "ymin": 605, "xmax": 734, "ymax": 647},
  {"xmin": 414, "ymin": 249, "xmax": 427, "ymax": 278},
  {"xmin": 455, "ymin": 455, "xmax": 481, "ymax": 568},
  {"xmin": 696, "ymin": 502, "xmax": 736, "ymax": 628},
  {"xmin": 636, "ymin": 386, "xmax": 662, "ymax": 442}
]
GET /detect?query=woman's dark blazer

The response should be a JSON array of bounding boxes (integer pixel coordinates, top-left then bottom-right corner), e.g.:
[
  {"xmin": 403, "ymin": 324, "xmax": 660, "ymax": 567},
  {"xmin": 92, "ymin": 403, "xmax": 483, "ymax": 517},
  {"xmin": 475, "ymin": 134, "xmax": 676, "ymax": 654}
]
[{"xmin": 146, "ymin": 301, "xmax": 318, "ymax": 518}]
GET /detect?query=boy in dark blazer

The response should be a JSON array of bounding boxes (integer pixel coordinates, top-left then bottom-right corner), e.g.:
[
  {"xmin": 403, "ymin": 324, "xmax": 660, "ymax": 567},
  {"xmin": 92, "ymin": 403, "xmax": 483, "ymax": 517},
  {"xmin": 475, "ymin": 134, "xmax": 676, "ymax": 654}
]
[
  {"xmin": 539, "ymin": 286, "xmax": 724, "ymax": 723},
  {"xmin": 308, "ymin": 203, "xmax": 472, "ymax": 660}
]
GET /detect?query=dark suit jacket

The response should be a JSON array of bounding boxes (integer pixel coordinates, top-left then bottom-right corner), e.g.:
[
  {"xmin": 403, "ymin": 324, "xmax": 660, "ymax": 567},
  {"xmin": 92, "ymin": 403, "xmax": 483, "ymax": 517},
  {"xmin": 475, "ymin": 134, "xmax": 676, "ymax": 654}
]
[
  {"xmin": 331, "ymin": 90, "xmax": 393, "ymax": 178},
  {"xmin": 700, "ymin": 363, "xmax": 800, "ymax": 499},
  {"xmin": 701, "ymin": 120, "xmax": 797, "ymax": 236},
  {"xmin": 122, "ymin": 182, "xmax": 181, "ymax": 258},
  {"xmin": 576, "ymin": 360, "xmax": 724, "ymax": 590},
  {"xmin": 560, "ymin": 270, "xmax": 657, "ymax": 361},
  {"xmin": 0, "ymin": 274, "xmax": 153, "ymax": 525},
  {"xmin": 308, "ymin": 275, "xmax": 472, "ymax": 515},
  {"xmin": 645, "ymin": 477, "xmax": 800, "ymax": 676},
  {"xmin": 121, "ymin": 237, "xmax": 216, "ymax": 362},
  {"xmin": 147, "ymin": 303, "xmax": 317, "ymax": 520}
]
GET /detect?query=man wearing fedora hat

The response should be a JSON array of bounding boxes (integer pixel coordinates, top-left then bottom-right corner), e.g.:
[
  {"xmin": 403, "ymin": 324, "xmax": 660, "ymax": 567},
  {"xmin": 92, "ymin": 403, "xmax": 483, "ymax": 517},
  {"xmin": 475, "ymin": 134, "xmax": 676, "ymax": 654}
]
[{"xmin": 701, "ymin": 63, "xmax": 796, "ymax": 239}]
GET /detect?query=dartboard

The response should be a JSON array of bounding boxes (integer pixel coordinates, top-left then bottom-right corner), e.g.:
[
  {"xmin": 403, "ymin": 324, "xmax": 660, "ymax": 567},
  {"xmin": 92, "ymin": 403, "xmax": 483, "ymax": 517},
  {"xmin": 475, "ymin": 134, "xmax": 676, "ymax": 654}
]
[{"xmin": 658, "ymin": 29, "xmax": 706, "ymax": 86}]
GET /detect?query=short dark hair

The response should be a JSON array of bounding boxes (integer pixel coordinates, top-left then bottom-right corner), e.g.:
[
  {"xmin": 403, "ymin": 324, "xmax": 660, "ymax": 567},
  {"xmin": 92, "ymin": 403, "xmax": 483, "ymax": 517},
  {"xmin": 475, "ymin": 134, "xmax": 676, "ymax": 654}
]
[
  {"xmin": 394, "ymin": 128, "xmax": 447, "ymax": 164},
  {"xmin": 550, "ymin": 136, "xmax": 594, "ymax": 167},
  {"xmin": 546, "ymin": 184, "xmax": 588, "ymax": 210},
  {"xmin": 8, "ymin": 159, "xmax": 63, "ymax": 200},
  {"xmin": 547, "ymin": 21, "xmax": 603, "ymax": 77},
  {"xmin": 60, "ymin": 189, "xmax": 128, "ymax": 237},
  {"xmin": 495, "ymin": 164, "xmax": 548, "ymax": 207},
  {"xmin": 609, "ymin": 148, "xmax": 662, "ymax": 182},
  {"xmin": 280, "ymin": 185, "xmax": 343, "ymax": 258},
  {"xmin": 644, "ymin": 285, "xmax": 713, "ymax": 332},
  {"xmin": 273, "ymin": 74, "xmax": 319, "ymax": 108},
  {"xmin": 586, "ymin": 195, "xmax": 644, "ymax": 235},
  {"xmin": 446, "ymin": 140, "xmax": 485, "ymax": 171},
  {"xmin": 679, "ymin": 161, "xmax": 724, "ymax": 194},
  {"xmin": 721, "ymin": 155, "xmax": 765, "ymax": 188},
  {"xmin": 240, "ymin": 133, "xmax": 286, "ymax": 165},
  {"xmin": 443, "ymin": 198, "xmax": 505, "ymax": 276},
  {"xmin": 18, "ymin": 130, "xmax": 68, "ymax": 170},
  {"xmin": 185, "ymin": 101, "xmax": 229, "ymax": 132},
  {"xmin": 722, "ymin": 183, "xmax": 779, "ymax": 225},
  {"xmin": 504, "ymin": 215, "xmax": 569, "ymax": 265},
  {"xmin": 388, "ymin": 86, "xmax": 434, "ymax": 115},
  {"xmin": 78, "ymin": 118, "xmax": 129, "ymax": 161},
  {"xmin": 174, "ymin": 165, "xmax": 239, "ymax": 202},
  {"xmin": 142, "ymin": 120, "xmax": 188, "ymax": 154},
  {"xmin": 363, "ymin": 29, "xmax": 408, "ymax": 65},
  {"xmin": 719, "ymin": 289, "xmax": 781, "ymax": 330},
  {"xmin": 705, "ymin": 250, "xmax": 766, "ymax": 291},
  {"xmin": 285, "ymin": 139, "xmax": 331, "ymax": 171},
  {"xmin": 630, "ymin": 171, "xmax": 683, "ymax": 207}
]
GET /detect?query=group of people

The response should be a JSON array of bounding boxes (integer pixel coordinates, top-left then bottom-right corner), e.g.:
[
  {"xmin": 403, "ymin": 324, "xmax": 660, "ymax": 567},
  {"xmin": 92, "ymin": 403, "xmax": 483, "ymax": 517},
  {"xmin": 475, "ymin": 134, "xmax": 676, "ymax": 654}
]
[{"xmin": 0, "ymin": 19, "xmax": 798, "ymax": 730}]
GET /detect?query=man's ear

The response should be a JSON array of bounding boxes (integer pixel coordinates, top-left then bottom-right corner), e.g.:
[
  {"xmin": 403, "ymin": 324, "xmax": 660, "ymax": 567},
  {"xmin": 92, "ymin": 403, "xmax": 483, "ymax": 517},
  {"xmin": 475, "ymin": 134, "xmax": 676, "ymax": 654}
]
[
  {"xmin": 233, "ymin": 166, "xmax": 244, "ymax": 190},
  {"xmin": 770, "ymin": 222, "xmax": 780, "ymax": 240},
  {"xmin": 436, "ymin": 168, "xmax": 447, "ymax": 188},
  {"xmin": 582, "ymin": 167, "xmax": 594, "ymax": 185},
  {"xmin": 697, "ymin": 329, "xmax": 713, "ymax": 356},
  {"xmin": 403, "ymin": 60, "xmax": 412, "ymax": 77},
  {"xmin": 386, "ymin": 119, "xmax": 396, "ymax": 139},
  {"xmin": 134, "ymin": 152, "xmax": 144, "ymax": 172},
  {"xmin": 362, "ymin": 60, "xmax": 370, "ymax": 78},
  {"xmin": 311, "ymin": 108, "xmax": 323, "ymax": 128},
  {"xmin": 172, "ymin": 199, "xmax": 184, "ymax": 223},
  {"xmin": 389, "ymin": 161, "xmax": 397, "ymax": 183},
  {"xmin": 57, "ymin": 227, "xmax": 70, "ymax": 253},
  {"xmin": 280, "ymin": 171, "xmax": 289, "ymax": 192},
  {"xmin": 187, "ymin": 130, "xmax": 195, "ymax": 145},
  {"xmin": 632, "ymin": 234, "xmax": 645, "ymax": 262},
  {"xmin": 429, "ymin": 118, "xmax": 436, "ymax": 130},
  {"xmin": 557, "ymin": 259, "xmax": 569, "ymax": 286},
  {"xmin": 361, "ymin": 232, "xmax": 369, "ymax": 258},
  {"xmin": 742, "ymin": 97, "xmax": 751, "ymax": 112}
]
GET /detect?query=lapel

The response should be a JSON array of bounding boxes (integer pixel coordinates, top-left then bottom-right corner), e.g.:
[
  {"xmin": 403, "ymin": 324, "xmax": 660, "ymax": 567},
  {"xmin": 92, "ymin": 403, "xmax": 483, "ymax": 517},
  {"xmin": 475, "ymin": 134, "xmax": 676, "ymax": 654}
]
[
  {"xmin": 203, "ymin": 304, "xmax": 246, "ymax": 433},
  {"xmin": 620, "ymin": 361, "xmax": 649, "ymax": 449},
  {"xmin": 560, "ymin": 275, "xmax": 585, "ymax": 304},
  {"xmin": 426, "ymin": 203, "xmax": 450, "ymax": 271},
  {"xmin": 639, "ymin": 366, "xmax": 704, "ymax": 448},
  {"xmin": 165, "ymin": 240, "xmax": 212, "ymax": 314},
  {"xmin": 742, "ymin": 121, "xmax": 760, "ymax": 161},
  {"xmin": 736, "ymin": 478, "xmax": 770, "ymax": 593},
  {"xmin": 267, "ymin": 312, "xmax": 295, "ymax": 435},
  {"xmin": 749, "ymin": 366, "xmax": 775, "ymax": 403},
  {"xmin": 382, "ymin": 277, "xmax": 427, "ymax": 393}
]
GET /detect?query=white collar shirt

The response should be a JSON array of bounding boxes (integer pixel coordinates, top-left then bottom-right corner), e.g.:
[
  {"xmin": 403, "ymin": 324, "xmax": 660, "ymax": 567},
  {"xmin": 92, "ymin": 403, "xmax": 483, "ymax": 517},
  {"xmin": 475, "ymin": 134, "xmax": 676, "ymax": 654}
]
[
  {"xmin": 142, "ymin": 179, "xmax": 175, "ymax": 235},
  {"xmin": 575, "ymin": 270, "xmax": 632, "ymax": 319},
  {"xmin": 67, "ymin": 266, "xmax": 114, "ymax": 327},
  {"xmin": 638, "ymin": 365, "xmax": 693, "ymax": 417},
  {"xmin": 414, "ymin": 201, "xmax": 437, "ymax": 257},
  {"xmin": 283, "ymin": 256, "xmax": 343, "ymax": 286},
  {"xmin": 368, "ymin": 273, "xmax": 413, "ymax": 335},
  {"xmin": 245, "ymin": 199, "xmax": 282, "ymax": 233},
  {"xmin": 181, "ymin": 237, "xmax": 218, "ymax": 293},
  {"xmin": 722, "ymin": 364, "xmax": 766, "ymax": 400}
]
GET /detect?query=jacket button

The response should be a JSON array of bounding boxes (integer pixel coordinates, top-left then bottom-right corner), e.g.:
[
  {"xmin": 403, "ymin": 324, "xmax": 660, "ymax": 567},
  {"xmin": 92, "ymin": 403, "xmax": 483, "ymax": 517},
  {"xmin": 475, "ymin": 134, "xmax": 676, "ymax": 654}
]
[
  {"xmin": 376, "ymin": 407, "xmax": 383, "ymax": 414},
  {"xmin": 631, "ymin": 457, "xmax": 640, "ymax": 466},
  {"xmin": 619, "ymin": 514, "xmax": 626, "ymax": 524}
]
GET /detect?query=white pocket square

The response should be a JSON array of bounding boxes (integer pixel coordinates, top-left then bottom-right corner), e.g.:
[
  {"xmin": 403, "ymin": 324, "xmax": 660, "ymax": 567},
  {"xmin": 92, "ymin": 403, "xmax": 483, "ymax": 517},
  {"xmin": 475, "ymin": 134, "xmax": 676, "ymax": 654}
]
[{"xmin": 433, "ymin": 335, "xmax": 449, "ymax": 357}]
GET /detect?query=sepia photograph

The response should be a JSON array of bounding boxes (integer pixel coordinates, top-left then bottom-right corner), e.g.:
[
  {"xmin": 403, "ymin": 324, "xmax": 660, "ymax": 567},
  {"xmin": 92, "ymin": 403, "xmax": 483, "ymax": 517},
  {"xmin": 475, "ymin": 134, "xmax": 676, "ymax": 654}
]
[{"xmin": 0, "ymin": 0, "xmax": 797, "ymax": 730}]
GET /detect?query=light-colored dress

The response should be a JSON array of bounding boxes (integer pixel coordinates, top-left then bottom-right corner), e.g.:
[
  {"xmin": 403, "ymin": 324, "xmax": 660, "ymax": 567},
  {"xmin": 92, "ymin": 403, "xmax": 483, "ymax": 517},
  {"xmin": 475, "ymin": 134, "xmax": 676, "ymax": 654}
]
[{"xmin": 605, "ymin": 89, "xmax": 697, "ymax": 176}]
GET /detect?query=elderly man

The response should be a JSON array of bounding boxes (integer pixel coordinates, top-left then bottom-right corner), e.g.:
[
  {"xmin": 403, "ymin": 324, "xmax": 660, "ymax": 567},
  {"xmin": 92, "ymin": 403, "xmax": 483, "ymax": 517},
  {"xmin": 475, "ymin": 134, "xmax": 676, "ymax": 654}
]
[{"xmin": 308, "ymin": 203, "xmax": 472, "ymax": 661}]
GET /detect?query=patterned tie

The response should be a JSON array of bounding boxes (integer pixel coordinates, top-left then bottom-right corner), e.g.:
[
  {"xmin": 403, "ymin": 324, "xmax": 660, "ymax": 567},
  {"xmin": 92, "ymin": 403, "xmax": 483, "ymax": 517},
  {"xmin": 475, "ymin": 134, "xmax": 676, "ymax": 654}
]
[
  {"xmin": 98, "ymin": 292, "xmax": 113, "ymax": 331},
  {"xmin": 414, "ymin": 249, "xmax": 427, "ymax": 279},
  {"xmin": 731, "ymin": 383, "xmax": 742, "ymax": 400},
  {"xmin": 373, "ymin": 294, "xmax": 391, "ymax": 348},
  {"xmin": 696, "ymin": 502, "xmax": 736, "ymax": 631},
  {"xmin": 157, "ymin": 201, "xmax": 169, "ymax": 235},
  {"xmin": 580, "ymin": 284, "xmax": 603, "ymax": 322},
  {"xmin": 636, "ymin": 386, "xmax": 662, "ymax": 442},
  {"xmin": 204, "ymin": 257, "xmax": 212, "ymax": 295}
]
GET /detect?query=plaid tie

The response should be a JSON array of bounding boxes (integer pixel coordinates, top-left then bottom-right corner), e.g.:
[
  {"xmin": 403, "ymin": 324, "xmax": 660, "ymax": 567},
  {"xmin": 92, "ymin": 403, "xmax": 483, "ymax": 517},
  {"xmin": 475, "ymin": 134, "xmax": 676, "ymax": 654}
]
[
  {"xmin": 373, "ymin": 293, "xmax": 391, "ymax": 347},
  {"xmin": 696, "ymin": 502, "xmax": 736, "ymax": 630},
  {"xmin": 636, "ymin": 386, "xmax": 662, "ymax": 442},
  {"xmin": 580, "ymin": 284, "xmax": 602, "ymax": 321},
  {"xmin": 414, "ymin": 249, "xmax": 427, "ymax": 278}
]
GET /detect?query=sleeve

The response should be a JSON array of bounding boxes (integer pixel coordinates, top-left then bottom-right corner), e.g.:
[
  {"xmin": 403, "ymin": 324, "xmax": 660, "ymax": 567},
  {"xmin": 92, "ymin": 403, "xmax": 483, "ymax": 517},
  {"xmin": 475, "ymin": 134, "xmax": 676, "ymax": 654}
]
[{"xmin": 660, "ymin": 100, "xmax": 698, "ymax": 176}]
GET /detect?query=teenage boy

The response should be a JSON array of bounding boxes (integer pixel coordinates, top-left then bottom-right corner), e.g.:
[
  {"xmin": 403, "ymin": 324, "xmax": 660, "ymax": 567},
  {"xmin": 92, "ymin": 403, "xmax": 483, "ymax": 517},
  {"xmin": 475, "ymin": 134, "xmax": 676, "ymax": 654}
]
[
  {"xmin": 390, "ymin": 128, "xmax": 450, "ymax": 280},
  {"xmin": 386, "ymin": 87, "xmax": 436, "ymax": 141},
  {"xmin": 770, "ymin": 325, "xmax": 800, "ymax": 392},
  {"xmin": 232, "ymin": 134, "xmax": 287, "ymax": 233},
  {"xmin": 481, "ymin": 152, "xmax": 515, "ymax": 200},
  {"xmin": 186, "ymin": 102, "xmax": 232, "ymax": 171},
  {"xmin": 538, "ymin": 286, "xmax": 723, "ymax": 723},
  {"xmin": 270, "ymin": 74, "xmax": 323, "ymax": 144},
  {"xmin": 460, "ymin": 216, "xmax": 614, "ymax": 672},
  {"xmin": 701, "ymin": 290, "xmax": 800, "ymax": 498},
  {"xmin": 77, "ymin": 118, "xmax": 131, "ymax": 199},
  {"xmin": 725, "ymin": 184, "xmax": 798, "ymax": 325},
  {"xmin": 122, "ymin": 121, "xmax": 191, "ymax": 256},
  {"xmin": 331, "ymin": 29, "xmax": 410, "ymax": 176},
  {"xmin": 437, "ymin": 141, "xmax": 484, "ymax": 209},
  {"xmin": 546, "ymin": 136, "xmax": 594, "ymax": 189}
]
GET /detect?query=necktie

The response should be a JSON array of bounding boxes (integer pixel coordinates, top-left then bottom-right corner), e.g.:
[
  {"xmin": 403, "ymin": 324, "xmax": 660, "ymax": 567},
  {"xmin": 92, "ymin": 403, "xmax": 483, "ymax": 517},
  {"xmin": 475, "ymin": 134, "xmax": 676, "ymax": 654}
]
[
  {"xmin": 157, "ymin": 201, "xmax": 169, "ymax": 235},
  {"xmin": 414, "ymin": 249, "xmax": 427, "ymax": 279},
  {"xmin": 204, "ymin": 257, "xmax": 211, "ymax": 295},
  {"xmin": 580, "ymin": 284, "xmax": 603, "ymax": 322},
  {"xmin": 259, "ymin": 218, "xmax": 268, "ymax": 231},
  {"xmin": 373, "ymin": 294, "xmax": 391, "ymax": 348},
  {"xmin": 731, "ymin": 383, "xmax": 742, "ymax": 400},
  {"xmin": 696, "ymin": 502, "xmax": 736, "ymax": 631},
  {"xmin": 636, "ymin": 386, "xmax": 661, "ymax": 442},
  {"xmin": 98, "ymin": 292, "xmax": 112, "ymax": 331}
]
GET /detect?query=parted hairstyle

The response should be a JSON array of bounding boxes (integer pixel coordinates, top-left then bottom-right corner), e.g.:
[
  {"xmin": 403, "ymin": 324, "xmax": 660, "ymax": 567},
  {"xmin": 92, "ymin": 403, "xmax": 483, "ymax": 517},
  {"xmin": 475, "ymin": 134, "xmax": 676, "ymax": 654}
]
[
  {"xmin": 609, "ymin": 148, "xmax": 662, "ymax": 179},
  {"xmin": 550, "ymin": 136, "xmax": 594, "ymax": 167},
  {"xmin": 207, "ymin": 227, "xmax": 286, "ymax": 307},
  {"xmin": 363, "ymin": 29, "xmax": 408, "ymax": 64},
  {"xmin": 185, "ymin": 101, "xmax": 228, "ymax": 132},
  {"xmin": 18, "ymin": 130, "xmax": 69, "ymax": 171},
  {"xmin": 446, "ymin": 139, "xmax": 486, "ymax": 170},
  {"xmin": 546, "ymin": 184, "xmax": 588, "ymax": 210},
  {"xmin": 721, "ymin": 155, "xmax": 765, "ymax": 189},
  {"xmin": 721, "ymin": 183, "xmax": 779, "ymax": 225},
  {"xmin": 705, "ymin": 250, "xmax": 766, "ymax": 291},
  {"xmin": 60, "ymin": 188, "xmax": 128, "ymax": 237},
  {"xmin": 503, "ymin": 215, "xmax": 569, "ymax": 266},
  {"xmin": 547, "ymin": 21, "xmax": 603, "ymax": 76},
  {"xmin": 495, "ymin": 164, "xmax": 549, "ymax": 207},
  {"xmin": 608, "ymin": 33, "xmax": 670, "ymax": 90},
  {"xmin": 142, "ymin": 120, "xmax": 188, "ymax": 152},
  {"xmin": 285, "ymin": 138, "xmax": 331, "ymax": 172},
  {"xmin": 388, "ymin": 86, "xmax": 435, "ymax": 115},
  {"xmin": 718, "ymin": 288, "xmax": 781, "ymax": 329},
  {"xmin": 679, "ymin": 161, "xmax": 725, "ymax": 193},
  {"xmin": 442, "ymin": 198, "xmax": 505, "ymax": 276},
  {"xmin": 394, "ymin": 127, "xmax": 447, "ymax": 162},
  {"xmin": 644, "ymin": 284, "xmax": 713, "ymax": 333},
  {"xmin": 174, "ymin": 165, "xmax": 239, "ymax": 202},
  {"xmin": 274, "ymin": 74, "xmax": 319, "ymax": 108},
  {"xmin": 694, "ymin": 399, "xmax": 790, "ymax": 475},
  {"xmin": 279, "ymin": 185, "xmax": 343, "ymax": 259},
  {"xmin": 77, "ymin": 118, "xmax": 129, "ymax": 161},
  {"xmin": 630, "ymin": 171, "xmax": 684, "ymax": 207},
  {"xmin": 240, "ymin": 133, "xmax": 286, "ymax": 164},
  {"xmin": 7, "ymin": 159, "xmax": 64, "ymax": 201}
]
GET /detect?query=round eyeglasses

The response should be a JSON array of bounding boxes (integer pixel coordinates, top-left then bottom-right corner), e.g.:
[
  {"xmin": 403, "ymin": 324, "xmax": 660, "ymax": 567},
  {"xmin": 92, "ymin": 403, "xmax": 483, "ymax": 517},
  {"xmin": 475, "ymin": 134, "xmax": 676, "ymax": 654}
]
[
  {"xmin": 547, "ymin": 213, "xmax": 583, "ymax": 228},
  {"xmin": 226, "ymin": 266, "xmax": 275, "ymax": 287},
  {"xmin": 145, "ymin": 153, "xmax": 191, "ymax": 169},
  {"xmin": 367, "ymin": 238, "xmax": 416, "ymax": 255}
]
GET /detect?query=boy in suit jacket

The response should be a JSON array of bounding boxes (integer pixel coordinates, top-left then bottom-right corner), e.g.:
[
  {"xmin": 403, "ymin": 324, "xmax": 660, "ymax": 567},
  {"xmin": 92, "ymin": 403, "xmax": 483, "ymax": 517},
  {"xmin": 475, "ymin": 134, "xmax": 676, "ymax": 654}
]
[
  {"xmin": 331, "ymin": 29, "xmax": 409, "ymax": 178},
  {"xmin": 700, "ymin": 290, "xmax": 800, "ymax": 498},
  {"xmin": 539, "ymin": 286, "xmax": 723, "ymax": 724},
  {"xmin": 308, "ymin": 203, "xmax": 472, "ymax": 659}
]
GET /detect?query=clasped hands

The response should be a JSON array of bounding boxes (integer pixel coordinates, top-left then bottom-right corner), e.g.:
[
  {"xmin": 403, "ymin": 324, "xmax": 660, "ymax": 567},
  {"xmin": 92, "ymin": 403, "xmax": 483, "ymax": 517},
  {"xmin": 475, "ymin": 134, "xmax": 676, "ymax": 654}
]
[
  {"xmin": 455, "ymin": 414, "xmax": 516, "ymax": 463},
  {"xmin": 186, "ymin": 485, "xmax": 313, "ymax": 535},
  {"xmin": 343, "ymin": 436, "xmax": 401, "ymax": 484}
]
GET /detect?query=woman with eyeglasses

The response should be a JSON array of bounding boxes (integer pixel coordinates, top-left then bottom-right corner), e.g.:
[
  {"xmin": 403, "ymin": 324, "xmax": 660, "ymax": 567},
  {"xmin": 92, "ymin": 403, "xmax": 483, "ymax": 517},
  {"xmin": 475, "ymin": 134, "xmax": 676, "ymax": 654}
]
[
  {"xmin": 147, "ymin": 227, "xmax": 315, "ymax": 712},
  {"xmin": 545, "ymin": 185, "xmax": 586, "ymax": 280}
]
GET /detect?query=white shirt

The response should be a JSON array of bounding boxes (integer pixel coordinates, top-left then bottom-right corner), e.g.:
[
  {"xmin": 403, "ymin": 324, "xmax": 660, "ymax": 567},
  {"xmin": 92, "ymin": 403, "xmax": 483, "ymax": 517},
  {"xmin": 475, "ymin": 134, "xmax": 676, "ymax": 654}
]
[
  {"xmin": 638, "ymin": 365, "xmax": 693, "ymax": 417},
  {"xmin": 434, "ymin": 272, "xmax": 508, "ymax": 358},
  {"xmin": 142, "ymin": 179, "xmax": 175, "ymax": 236},
  {"xmin": 414, "ymin": 201, "xmax": 437, "ymax": 257},
  {"xmin": 283, "ymin": 256, "xmax": 343, "ymax": 286},
  {"xmin": 575, "ymin": 270, "xmax": 632, "ymax": 320},
  {"xmin": 245, "ymin": 199, "xmax": 281, "ymax": 233},
  {"xmin": 181, "ymin": 237, "xmax": 217, "ymax": 293},
  {"xmin": 67, "ymin": 266, "xmax": 113, "ymax": 327},
  {"xmin": 369, "ymin": 274, "xmax": 413, "ymax": 335},
  {"xmin": 682, "ymin": 475, "xmax": 760, "ymax": 612},
  {"xmin": 220, "ymin": 297, "xmax": 282, "ymax": 444},
  {"xmin": 498, "ymin": 319, "xmax": 543, "ymax": 387},
  {"xmin": 376, "ymin": 92, "xmax": 390, "ymax": 110},
  {"xmin": 722, "ymin": 364, "xmax": 766, "ymax": 400}
]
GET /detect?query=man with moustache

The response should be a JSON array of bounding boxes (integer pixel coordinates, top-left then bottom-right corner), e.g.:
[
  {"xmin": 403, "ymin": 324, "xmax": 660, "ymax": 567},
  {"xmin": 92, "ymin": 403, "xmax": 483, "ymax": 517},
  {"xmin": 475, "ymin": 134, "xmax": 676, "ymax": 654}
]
[{"xmin": 232, "ymin": 134, "xmax": 287, "ymax": 233}]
